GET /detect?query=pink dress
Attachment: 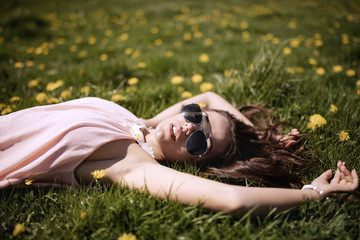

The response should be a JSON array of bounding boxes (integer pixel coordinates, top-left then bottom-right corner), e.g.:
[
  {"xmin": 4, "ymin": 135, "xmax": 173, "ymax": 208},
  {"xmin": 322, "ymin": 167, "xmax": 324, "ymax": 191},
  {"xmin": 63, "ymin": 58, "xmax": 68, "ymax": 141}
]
[{"xmin": 0, "ymin": 97, "xmax": 141, "ymax": 188}]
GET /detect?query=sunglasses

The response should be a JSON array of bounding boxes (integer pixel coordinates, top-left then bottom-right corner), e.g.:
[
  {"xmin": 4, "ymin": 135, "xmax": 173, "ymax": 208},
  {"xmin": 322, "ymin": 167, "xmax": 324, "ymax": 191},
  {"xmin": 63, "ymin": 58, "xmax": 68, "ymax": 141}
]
[{"xmin": 181, "ymin": 103, "xmax": 209, "ymax": 156}]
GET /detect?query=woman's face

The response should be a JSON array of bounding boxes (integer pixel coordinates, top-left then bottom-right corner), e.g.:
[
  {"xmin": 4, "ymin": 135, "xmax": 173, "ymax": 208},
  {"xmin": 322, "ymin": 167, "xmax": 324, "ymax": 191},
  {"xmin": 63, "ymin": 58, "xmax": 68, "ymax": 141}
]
[{"xmin": 154, "ymin": 110, "xmax": 230, "ymax": 163}]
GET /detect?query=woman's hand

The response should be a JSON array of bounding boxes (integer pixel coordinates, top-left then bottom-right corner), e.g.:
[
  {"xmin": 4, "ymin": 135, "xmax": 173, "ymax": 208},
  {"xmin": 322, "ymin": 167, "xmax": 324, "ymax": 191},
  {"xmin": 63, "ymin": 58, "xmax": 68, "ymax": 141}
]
[{"xmin": 310, "ymin": 161, "xmax": 358, "ymax": 196}]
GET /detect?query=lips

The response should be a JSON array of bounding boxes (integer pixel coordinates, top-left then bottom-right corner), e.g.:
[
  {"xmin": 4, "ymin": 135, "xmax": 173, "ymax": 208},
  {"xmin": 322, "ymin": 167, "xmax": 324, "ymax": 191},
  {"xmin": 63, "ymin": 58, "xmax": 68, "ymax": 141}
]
[{"xmin": 170, "ymin": 123, "xmax": 181, "ymax": 141}]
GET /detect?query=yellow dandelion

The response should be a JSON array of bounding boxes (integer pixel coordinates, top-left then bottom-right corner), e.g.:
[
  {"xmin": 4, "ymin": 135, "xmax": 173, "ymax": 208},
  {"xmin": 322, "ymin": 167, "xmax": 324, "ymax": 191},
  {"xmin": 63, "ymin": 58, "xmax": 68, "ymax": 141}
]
[
  {"xmin": 10, "ymin": 96, "xmax": 20, "ymax": 102},
  {"xmin": 204, "ymin": 38, "xmax": 213, "ymax": 46},
  {"xmin": 131, "ymin": 50, "xmax": 141, "ymax": 59},
  {"xmin": 194, "ymin": 31, "xmax": 202, "ymax": 38},
  {"xmin": 0, "ymin": 103, "xmax": 5, "ymax": 110},
  {"xmin": 330, "ymin": 104, "xmax": 338, "ymax": 113},
  {"xmin": 60, "ymin": 90, "xmax": 71, "ymax": 99},
  {"xmin": 12, "ymin": 223, "xmax": 26, "ymax": 237},
  {"xmin": 171, "ymin": 75, "xmax": 184, "ymax": 85},
  {"xmin": 127, "ymin": 77, "xmax": 139, "ymax": 85},
  {"xmin": 191, "ymin": 74, "xmax": 203, "ymax": 83},
  {"xmin": 14, "ymin": 62, "xmax": 24, "ymax": 68},
  {"xmin": 46, "ymin": 80, "xmax": 64, "ymax": 92},
  {"xmin": 111, "ymin": 94, "xmax": 125, "ymax": 102},
  {"xmin": 248, "ymin": 64, "xmax": 254, "ymax": 71},
  {"xmin": 308, "ymin": 58, "xmax": 318, "ymax": 65},
  {"xmin": 105, "ymin": 29, "xmax": 113, "ymax": 37},
  {"xmin": 117, "ymin": 33, "xmax": 129, "ymax": 42},
  {"xmin": 137, "ymin": 62, "xmax": 146, "ymax": 68},
  {"xmin": 333, "ymin": 65, "xmax": 343, "ymax": 73},
  {"xmin": 357, "ymin": 89, "xmax": 360, "ymax": 95},
  {"xmin": 26, "ymin": 60, "xmax": 34, "ymax": 67},
  {"xmin": 314, "ymin": 39, "xmax": 323, "ymax": 47},
  {"xmin": 287, "ymin": 68, "xmax": 295, "ymax": 74},
  {"xmin": 224, "ymin": 69, "xmax": 235, "ymax": 78},
  {"xmin": 356, "ymin": 80, "xmax": 360, "ymax": 87},
  {"xmin": 272, "ymin": 37, "xmax": 280, "ymax": 45},
  {"xmin": 242, "ymin": 31, "xmax": 250, "ymax": 40},
  {"xmin": 25, "ymin": 178, "xmax": 33, "ymax": 185},
  {"xmin": 282, "ymin": 47, "xmax": 292, "ymax": 56},
  {"xmin": 240, "ymin": 21, "xmax": 248, "ymax": 29},
  {"xmin": 154, "ymin": 38, "xmax": 162, "ymax": 46},
  {"xmin": 100, "ymin": 53, "xmax": 108, "ymax": 62},
  {"xmin": 78, "ymin": 50, "xmax": 88, "ymax": 58},
  {"xmin": 288, "ymin": 20, "xmax": 297, "ymax": 29},
  {"xmin": 88, "ymin": 36, "xmax": 97, "ymax": 45},
  {"xmin": 38, "ymin": 63, "xmax": 45, "ymax": 71},
  {"xmin": 35, "ymin": 92, "xmax": 49, "ymax": 104},
  {"xmin": 307, "ymin": 114, "xmax": 327, "ymax": 130},
  {"xmin": 339, "ymin": 131, "xmax": 350, "ymax": 142},
  {"xmin": 173, "ymin": 41, "xmax": 182, "ymax": 48},
  {"xmin": 289, "ymin": 38, "xmax": 300, "ymax": 48},
  {"xmin": 150, "ymin": 27, "xmax": 159, "ymax": 34},
  {"xmin": 197, "ymin": 102, "xmax": 207, "ymax": 108},
  {"xmin": 199, "ymin": 53, "xmax": 209, "ymax": 63},
  {"xmin": 346, "ymin": 69, "xmax": 356, "ymax": 77},
  {"xmin": 1, "ymin": 106, "xmax": 13, "ymax": 115},
  {"xmin": 80, "ymin": 211, "xmax": 87, "ymax": 219},
  {"xmin": 181, "ymin": 91, "xmax": 193, "ymax": 99},
  {"xmin": 183, "ymin": 32, "xmax": 192, "ymax": 41},
  {"xmin": 81, "ymin": 86, "xmax": 91, "ymax": 94},
  {"xmin": 91, "ymin": 169, "xmax": 106, "ymax": 179},
  {"xmin": 315, "ymin": 67, "xmax": 326, "ymax": 76},
  {"xmin": 199, "ymin": 82, "xmax": 214, "ymax": 93},
  {"xmin": 117, "ymin": 233, "xmax": 137, "ymax": 240},
  {"xmin": 165, "ymin": 51, "xmax": 174, "ymax": 58},
  {"xmin": 48, "ymin": 97, "xmax": 60, "ymax": 104},
  {"xmin": 79, "ymin": 69, "xmax": 85, "ymax": 75},
  {"xmin": 295, "ymin": 67, "xmax": 304, "ymax": 73},
  {"xmin": 124, "ymin": 48, "xmax": 133, "ymax": 55}
]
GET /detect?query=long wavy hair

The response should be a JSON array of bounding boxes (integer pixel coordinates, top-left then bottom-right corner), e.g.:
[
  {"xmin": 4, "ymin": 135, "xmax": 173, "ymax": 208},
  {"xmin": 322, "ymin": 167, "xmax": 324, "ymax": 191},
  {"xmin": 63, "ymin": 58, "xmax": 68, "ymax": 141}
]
[{"xmin": 200, "ymin": 106, "xmax": 311, "ymax": 189}]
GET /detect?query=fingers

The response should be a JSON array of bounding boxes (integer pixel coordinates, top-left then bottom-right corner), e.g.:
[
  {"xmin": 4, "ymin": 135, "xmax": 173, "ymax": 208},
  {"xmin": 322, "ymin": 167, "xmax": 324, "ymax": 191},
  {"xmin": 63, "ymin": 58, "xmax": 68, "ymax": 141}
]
[{"xmin": 350, "ymin": 169, "xmax": 359, "ymax": 190}]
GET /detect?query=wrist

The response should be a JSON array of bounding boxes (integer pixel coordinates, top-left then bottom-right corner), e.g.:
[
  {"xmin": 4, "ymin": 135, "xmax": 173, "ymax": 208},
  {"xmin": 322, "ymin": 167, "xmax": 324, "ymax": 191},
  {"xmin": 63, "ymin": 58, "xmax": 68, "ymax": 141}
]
[{"xmin": 301, "ymin": 185, "xmax": 324, "ymax": 200}]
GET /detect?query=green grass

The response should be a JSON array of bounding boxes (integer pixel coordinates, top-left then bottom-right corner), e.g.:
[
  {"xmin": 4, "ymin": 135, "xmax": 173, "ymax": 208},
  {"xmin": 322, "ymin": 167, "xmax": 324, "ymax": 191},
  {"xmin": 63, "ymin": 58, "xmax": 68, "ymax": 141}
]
[{"xmin": 1, "ymin": 0, "xmax": 360, "ymax": 239}]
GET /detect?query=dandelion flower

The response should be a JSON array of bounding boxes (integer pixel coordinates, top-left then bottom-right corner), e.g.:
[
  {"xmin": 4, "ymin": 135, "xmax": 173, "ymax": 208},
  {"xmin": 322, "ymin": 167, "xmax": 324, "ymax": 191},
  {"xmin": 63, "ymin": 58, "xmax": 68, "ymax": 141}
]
[
  {"xmin": 165, "ymin": 51, "xmax": 174, "ymax": 58},
  {"xmin": 111, "ymin": 94, "xmax": 125, "ymax": 102},
  {"xmin": 126, "ymin": 86, "xmax": 137, "ymax": 93},
  {"xmin": 204, "ymin": 38, "xmax": 213, "ymax": 46},
  {"xmin": 183, "ymin": 32, "xmax": 192, "ymax": 41},
  {"xmin": 25, "ymin": 178, "xmax": 33, "ymax": 185},
  {"xmin": 333, "ymin": 65, "xmax": 343, "ymax": 73},
  {"xmin": 127, "ymin": 77, "xmax": 139, "ymax": 85},
  {"xmin": 14, "ymin": 62, "xmax": 24, "ymax": 68},
  {"xmin": 199, "ymin": 53, "xmax": 209, "ymax": 63},
  {"xmin": 80, "ymin": 86, "xmax": 91, "ymax": 94},
  {"xmin": 124, "ymin": 48, "xmax": 133, "ymax": 55},
  {"xmin": 88, "ymin": 36, "xmax": 97, "ymax": 45},
  {"xmin": 48, "ymin": 97, "xmax": 60, "ymax": 104},
  {"xmin": 13, "ymin": 223, "xmax": 26, "ymax": 237},
  {"xmin": 315, "ymin": 67, "xmax": 326, "ymax": 76},
  {"xmin": 224, "ymin": 69, "xmax": 235, "ymax": 78},
  {"xmin": 1, "ymin": 106, "xmax": 13, "ymax": 115},
  {"xmin": 150, "ymin": 27, "xmax": 159, "ymax": 34},
  {"xmin": 240, "ymin": 21, "xmax": 248, "ymax": 29},
  {"xmin": 90, "ymin": 169, "xmax": 106, "ymax": 179},
  {"xmin": 308, "ymin": 58, "xmax": 317, "ymax": 65},
  {"xmin": 356, "ymin": 80, "xmax": 360, "ymax": 87},
  {"xmin": 78, "ymin": 50, "xmax": 88, "ymax": 58},
  {"xmin": 38, "ymin": 64, "xmax": 45, "ymax": 70},
  {"xmin": 137, "ymin": 62, "xmax": 146, "ymax": 68},
  {"xmin": 248, "ymin": 64, "xmax": 254, "ymax": 71},
  {"xmin": 307, "ymin": 114, "xmax": 327, "ymax": 130},
  {"xmin": 154, "ymin": 39, "xmax": 162, "ymax": 46},
  {"xmin": 197, "ymin": 102, "xmax": 207, "ymax": 108},
  {"xmin": 10, "ymin": 96, "xmax": 20, "ymax": 102},
  {"xmin": 191, "ymin": 74, "xmax": 203, "ymax": 83},
  {"xmin": 46, "ymin": 80, "xmax": 64, "ymax": 92},
  {"xmin": 330, "ymin": 104, "xmax": 338, "ymax": 113},
  {"xmin": 60, "ymin": 90, "xmax": 71, "ymax": 99},
  {"xmin": 26, "ymin": 60, "xmax": 34, "ymax": 67},
  {"xmin": 346, "ymin": 69, "xmax": 356, "ymax": 77},
  {"xmin": 36, "ymin": 92, "xmax": 49, "ymax": 104},
  {"xmin": 200, "ymin": 82, "xmax": 214, "ymax": 93},
  {"xmin": 117, "ymin": 33, "xmax": 129, "ymax": 42},
  {"xmin": 100, "ymin": 53, "xmax": 108, "ymax": 62},
  {"xmin": 282, "ymin": 47, "xmax": 292, "ymax": 55},
  {"xmin": 181, "ymin": 91, "xmax": 193, "ymax": 99},
  {"xmin": 339, "ymin": 131, "xmax": 350, "ymax": 142},
  {"xmin": 171, "ymin": 76, "xmax": 184, "ymax": 85},
  {"xmin": 117, "ymin": 233, "xmax": 137, "ymax": 240}
]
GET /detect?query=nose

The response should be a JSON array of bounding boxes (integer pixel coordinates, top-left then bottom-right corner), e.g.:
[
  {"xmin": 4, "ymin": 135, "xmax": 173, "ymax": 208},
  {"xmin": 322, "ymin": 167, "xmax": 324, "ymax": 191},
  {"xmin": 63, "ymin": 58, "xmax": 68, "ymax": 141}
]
[{"xmin": 183, "ymin": 122, "xmax": 200, "ymax": 136}]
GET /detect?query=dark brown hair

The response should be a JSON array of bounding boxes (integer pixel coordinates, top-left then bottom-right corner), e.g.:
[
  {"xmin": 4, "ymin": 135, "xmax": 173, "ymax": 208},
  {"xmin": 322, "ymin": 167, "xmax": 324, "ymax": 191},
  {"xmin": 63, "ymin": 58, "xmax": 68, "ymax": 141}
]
[{"xmin": 200, "ymin": 106, "xmax": 309, "ymax": 189}]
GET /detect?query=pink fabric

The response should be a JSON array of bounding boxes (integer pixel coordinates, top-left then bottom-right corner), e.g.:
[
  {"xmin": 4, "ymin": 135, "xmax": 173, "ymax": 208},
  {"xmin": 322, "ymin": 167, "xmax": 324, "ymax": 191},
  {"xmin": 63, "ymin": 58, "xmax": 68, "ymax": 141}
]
[{"xmin": 0, "ymin": 97, "xmax": 138, "ymax": 188}]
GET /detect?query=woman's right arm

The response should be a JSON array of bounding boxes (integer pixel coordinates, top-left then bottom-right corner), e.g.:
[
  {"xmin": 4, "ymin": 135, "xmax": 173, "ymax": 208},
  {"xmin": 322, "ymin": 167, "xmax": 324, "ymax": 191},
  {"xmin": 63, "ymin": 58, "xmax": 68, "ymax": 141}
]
[{"xmin": 144, "ymin": 92, "xmax": 254, "ymax": 127}]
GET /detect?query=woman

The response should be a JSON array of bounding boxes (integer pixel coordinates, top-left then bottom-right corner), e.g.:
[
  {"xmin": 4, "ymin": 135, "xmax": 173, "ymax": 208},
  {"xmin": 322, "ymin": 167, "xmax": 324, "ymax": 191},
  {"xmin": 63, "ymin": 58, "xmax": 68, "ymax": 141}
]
[{"xmin": 0, "ymin": 92, "xmax": 358, "ymax": 216}]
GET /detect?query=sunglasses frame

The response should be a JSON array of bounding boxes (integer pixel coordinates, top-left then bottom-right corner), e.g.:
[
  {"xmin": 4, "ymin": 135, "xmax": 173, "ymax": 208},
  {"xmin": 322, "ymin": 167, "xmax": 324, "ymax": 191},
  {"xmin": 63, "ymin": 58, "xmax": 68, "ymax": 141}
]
[{"xmin": 181, "ymin": 104, "xmax": 209, "ymax": 156}]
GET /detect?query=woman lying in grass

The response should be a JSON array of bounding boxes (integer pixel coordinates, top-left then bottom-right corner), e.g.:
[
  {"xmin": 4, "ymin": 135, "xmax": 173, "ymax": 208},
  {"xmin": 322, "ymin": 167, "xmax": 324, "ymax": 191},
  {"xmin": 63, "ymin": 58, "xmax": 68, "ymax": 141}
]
[{"xmin": 0, "ymin": 92, "xmax": 358, "ymax": 216}]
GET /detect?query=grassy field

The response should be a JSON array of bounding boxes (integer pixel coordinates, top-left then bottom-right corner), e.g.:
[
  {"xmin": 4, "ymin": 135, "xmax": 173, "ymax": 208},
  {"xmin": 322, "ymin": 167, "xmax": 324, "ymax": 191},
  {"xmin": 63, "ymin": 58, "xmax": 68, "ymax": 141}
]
[{"xmin": 1, "ymin": 0, "xmax": 360, "ymax": 239}]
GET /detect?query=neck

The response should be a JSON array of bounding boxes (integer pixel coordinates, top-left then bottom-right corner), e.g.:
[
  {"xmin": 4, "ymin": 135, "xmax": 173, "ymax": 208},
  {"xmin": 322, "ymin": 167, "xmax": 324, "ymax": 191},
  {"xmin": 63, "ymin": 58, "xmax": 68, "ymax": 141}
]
[{"xmin": 143, "ymin": 128, "xmax": 164, "ymax": 161}]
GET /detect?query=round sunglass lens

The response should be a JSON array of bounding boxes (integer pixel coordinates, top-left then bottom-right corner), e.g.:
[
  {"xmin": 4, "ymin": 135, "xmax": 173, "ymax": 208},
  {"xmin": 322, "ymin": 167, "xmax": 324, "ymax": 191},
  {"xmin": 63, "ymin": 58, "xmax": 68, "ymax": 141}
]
[
  {"xmin": 186, "ymin": 130, "xmax": 207, "ymax": 155},
  {"xmin": 181, "ymin": 104, "xmax": 202, "ymax": 124}
]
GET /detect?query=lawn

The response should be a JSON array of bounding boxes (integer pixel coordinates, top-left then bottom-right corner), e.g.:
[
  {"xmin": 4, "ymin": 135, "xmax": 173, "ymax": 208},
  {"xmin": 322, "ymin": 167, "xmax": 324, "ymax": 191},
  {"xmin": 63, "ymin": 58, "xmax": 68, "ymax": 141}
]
[{"xmin": 0, "ymin": 0, "xmax": 359, "ymax": 239}]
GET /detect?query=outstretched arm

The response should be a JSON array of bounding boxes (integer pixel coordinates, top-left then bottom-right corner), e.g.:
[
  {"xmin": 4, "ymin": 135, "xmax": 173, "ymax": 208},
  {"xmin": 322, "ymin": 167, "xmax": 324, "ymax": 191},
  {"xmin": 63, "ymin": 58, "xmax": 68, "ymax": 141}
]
[
  {"xmin": 77, "ymin": 143, "xmax": 358, "ymax": 217},
  {"xmin": 144, "ymin": 92, "xmax": 253, "ymax": 127}
]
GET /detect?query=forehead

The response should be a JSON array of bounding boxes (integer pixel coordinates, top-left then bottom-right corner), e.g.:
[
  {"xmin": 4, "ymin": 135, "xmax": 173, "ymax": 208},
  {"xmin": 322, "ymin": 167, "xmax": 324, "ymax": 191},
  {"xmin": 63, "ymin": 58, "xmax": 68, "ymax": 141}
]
[{"xmin": 205, "ymin": 110, "xmax": 231, "ymax": 158}]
